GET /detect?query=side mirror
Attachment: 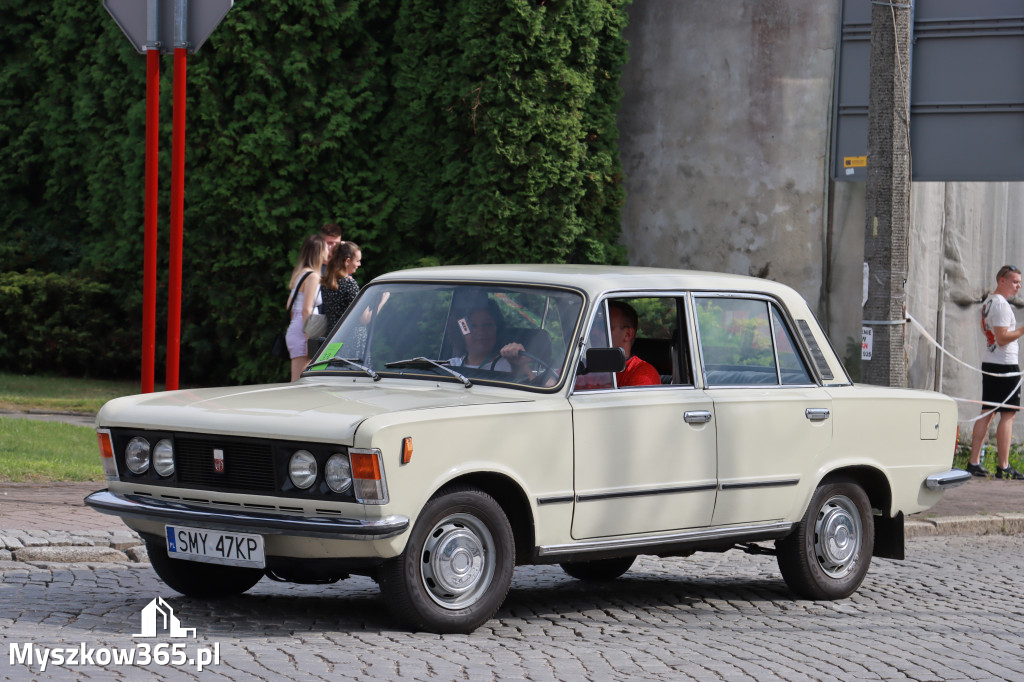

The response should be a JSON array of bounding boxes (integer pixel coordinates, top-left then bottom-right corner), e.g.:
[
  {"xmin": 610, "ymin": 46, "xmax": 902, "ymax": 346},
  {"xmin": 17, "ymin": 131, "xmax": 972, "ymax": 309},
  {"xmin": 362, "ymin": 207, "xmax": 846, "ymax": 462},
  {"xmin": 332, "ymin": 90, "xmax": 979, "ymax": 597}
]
[{"xmin": 578, "ymin": 347, "xmax": 626, "ymax": 375}]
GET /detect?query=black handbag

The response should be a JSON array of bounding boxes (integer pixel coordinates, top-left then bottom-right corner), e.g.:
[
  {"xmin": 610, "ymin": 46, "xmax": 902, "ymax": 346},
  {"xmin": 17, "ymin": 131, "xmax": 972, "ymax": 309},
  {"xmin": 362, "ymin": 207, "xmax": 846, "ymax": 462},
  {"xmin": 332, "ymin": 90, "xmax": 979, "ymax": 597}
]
[
  {"xmin": 272, "ymin": 271, "xmax": 313, "ymax": 358},
  {"xmin": 270, "ymin": 333, "xmax": 288, "ymax": 358}
]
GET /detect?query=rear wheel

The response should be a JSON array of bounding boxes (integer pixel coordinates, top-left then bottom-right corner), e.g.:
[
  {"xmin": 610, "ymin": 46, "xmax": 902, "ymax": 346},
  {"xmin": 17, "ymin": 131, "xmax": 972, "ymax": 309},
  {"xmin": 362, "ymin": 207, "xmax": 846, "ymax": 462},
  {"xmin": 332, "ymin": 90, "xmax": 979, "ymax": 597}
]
[
  {"xmin": 776, "ymin": 480, "xmax": 873, "ymax": 600},
  {"xmin": 379, "ymin": 486, "xmax": 515, "ymax": 633},
  {"xmin": 145, "ymin": 540, "xmax": 264, "ymax": 598},
  {"xmin": 560, "ymin": 556, "xmax": 635, "ymax": 581}
]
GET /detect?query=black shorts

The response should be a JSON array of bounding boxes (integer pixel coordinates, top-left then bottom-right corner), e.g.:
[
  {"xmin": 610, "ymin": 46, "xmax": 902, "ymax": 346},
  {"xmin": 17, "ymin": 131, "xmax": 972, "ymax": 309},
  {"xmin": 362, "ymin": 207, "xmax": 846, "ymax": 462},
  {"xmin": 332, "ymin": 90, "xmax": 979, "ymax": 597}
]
[{"xmin": 982, "ymin": 362, "xmax": 1022, "ymax": 412}]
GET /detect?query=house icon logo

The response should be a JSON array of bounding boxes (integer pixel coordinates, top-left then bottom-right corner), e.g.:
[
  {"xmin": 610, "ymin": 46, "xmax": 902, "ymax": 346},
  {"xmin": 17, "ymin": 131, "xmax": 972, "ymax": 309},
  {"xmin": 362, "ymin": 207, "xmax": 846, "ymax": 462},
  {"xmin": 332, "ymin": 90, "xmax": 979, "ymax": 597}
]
[{"xmin": 133, "ymin": 597, "xmax": 197, "ymax": 638}]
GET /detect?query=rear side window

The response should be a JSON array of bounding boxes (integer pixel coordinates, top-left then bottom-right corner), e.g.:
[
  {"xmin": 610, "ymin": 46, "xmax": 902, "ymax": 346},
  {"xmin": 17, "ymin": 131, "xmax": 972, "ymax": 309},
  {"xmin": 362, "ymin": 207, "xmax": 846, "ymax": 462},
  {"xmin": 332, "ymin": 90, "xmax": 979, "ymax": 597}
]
[{"xmin": 695, "ymin": 297, "xmax": 814, "ymax": 387}]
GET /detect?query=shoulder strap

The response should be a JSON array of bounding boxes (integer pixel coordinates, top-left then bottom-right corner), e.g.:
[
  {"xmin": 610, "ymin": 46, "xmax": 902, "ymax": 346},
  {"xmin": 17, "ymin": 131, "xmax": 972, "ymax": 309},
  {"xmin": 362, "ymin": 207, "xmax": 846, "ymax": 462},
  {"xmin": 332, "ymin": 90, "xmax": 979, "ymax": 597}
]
[{"xmin": 287, "ymin": 271, "xmax": 315, "ymax": 316}]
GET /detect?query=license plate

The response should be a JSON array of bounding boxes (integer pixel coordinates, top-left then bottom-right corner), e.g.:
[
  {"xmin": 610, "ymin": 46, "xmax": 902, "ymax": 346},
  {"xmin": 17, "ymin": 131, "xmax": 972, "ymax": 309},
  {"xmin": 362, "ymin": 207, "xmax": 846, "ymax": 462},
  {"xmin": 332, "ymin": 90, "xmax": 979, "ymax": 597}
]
[{"xmin": 165, "ymin": 525, "xmax": 266, "ymax": 569}]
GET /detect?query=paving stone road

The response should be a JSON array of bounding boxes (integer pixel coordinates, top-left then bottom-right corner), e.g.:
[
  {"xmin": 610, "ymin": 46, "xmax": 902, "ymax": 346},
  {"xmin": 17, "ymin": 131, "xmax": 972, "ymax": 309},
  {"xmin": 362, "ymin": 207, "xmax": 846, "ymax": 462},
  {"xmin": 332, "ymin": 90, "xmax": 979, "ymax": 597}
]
[
  {"xmin": 4, "ymin": 412, "xmax": 1024, "ymax": 679},
  {"xmin": 3, "ymin": 534, "xmax": 1024, "ymax": 681}
]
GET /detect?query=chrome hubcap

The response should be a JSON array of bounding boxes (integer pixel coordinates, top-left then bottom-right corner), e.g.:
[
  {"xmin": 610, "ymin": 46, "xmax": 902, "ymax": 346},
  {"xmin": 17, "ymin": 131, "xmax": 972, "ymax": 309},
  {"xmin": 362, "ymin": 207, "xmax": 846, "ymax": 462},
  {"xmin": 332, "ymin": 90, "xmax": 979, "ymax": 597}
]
[
  {"xmin": 420, "ymin": 513, "xmax": 495, "ymax": 609},
  {"xmin": 813, "ymin": 495, "xmax": 861, "ymax": 578}
]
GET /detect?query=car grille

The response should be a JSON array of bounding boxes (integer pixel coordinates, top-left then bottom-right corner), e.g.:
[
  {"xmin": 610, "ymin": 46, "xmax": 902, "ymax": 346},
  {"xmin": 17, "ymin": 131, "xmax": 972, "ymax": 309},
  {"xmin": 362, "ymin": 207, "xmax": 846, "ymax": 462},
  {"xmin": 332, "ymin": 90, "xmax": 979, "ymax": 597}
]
[{"xmin": 175, "ymin": 437, "xmax": 276, "ymax": 492}]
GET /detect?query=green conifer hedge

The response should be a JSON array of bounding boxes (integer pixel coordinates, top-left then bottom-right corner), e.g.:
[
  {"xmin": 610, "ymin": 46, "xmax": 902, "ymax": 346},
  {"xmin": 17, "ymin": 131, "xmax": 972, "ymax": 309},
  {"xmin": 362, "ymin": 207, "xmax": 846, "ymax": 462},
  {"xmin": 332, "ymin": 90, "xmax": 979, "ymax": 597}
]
[{"xmin": 0, "ymin": 0, "xmax": 629, "ymax": 385}]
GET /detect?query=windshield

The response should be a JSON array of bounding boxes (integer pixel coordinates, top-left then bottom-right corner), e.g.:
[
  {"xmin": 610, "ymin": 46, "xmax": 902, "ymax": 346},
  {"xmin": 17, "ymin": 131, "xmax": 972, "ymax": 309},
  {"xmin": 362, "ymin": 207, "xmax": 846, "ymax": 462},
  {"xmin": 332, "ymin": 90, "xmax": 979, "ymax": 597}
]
[{"xmin": 305, "ymin": 282, "xmax": 586, "ymax": 390}]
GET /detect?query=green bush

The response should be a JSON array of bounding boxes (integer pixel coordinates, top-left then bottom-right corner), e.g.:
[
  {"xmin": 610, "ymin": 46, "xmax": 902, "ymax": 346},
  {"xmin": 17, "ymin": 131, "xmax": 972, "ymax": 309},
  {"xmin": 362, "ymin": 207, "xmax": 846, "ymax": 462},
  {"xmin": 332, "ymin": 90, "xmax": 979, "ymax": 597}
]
[
  {"xmin": 0, "ymin": 271, "xmax": 139, "ymax": 378},
  {"xmin": 0, "ymin": 0, "xmax": 630, "ymax": 385}
]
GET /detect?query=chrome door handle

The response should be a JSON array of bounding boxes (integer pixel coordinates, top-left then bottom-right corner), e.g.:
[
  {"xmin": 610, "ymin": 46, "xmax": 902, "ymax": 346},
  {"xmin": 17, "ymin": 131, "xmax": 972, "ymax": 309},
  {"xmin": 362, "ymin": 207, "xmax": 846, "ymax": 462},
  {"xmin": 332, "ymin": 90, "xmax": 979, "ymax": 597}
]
[
  {"xmin": 805, "ymin": 408, "xmax": 830, "ymax": 422},
  {"xmin": 684, "ymin": 410, "xmax": 713, "ymax": 424}
]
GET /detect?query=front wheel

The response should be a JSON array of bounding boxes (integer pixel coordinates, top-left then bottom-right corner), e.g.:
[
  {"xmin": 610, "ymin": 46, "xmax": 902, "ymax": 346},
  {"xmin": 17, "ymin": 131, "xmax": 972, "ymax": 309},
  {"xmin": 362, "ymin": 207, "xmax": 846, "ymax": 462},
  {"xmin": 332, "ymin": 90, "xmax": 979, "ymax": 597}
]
[
  {"xmin": 379, "ymin": 486, "xmax": 515, "ymax": 633},
  {"xmin": 146, "ymin": 540, "xmax": 264, "ymax": 598},
  {"xmin": 776, "ymin": 480, "xmax": 873, "ymax": 600}
]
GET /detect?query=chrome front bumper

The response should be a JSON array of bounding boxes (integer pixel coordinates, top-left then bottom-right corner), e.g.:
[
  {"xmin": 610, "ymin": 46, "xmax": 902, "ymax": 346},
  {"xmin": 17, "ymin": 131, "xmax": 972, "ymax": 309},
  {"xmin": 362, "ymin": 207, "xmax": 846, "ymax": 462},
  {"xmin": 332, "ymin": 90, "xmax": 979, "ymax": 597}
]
[
  {"xmin": 84, "ymin": 490, "xmax": 409, "ymax": 541},
  {"xmin": 924, "ymin": 469, "xmax": 972, "ymax": 491}
]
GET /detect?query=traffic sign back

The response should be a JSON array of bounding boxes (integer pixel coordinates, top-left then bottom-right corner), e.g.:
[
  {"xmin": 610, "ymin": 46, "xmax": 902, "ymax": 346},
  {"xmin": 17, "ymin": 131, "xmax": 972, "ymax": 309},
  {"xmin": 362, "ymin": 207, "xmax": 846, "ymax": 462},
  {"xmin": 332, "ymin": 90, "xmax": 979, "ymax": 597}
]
[{"xmin": 104, "ymin": 0, "xmax": 233, "ymax": 54}]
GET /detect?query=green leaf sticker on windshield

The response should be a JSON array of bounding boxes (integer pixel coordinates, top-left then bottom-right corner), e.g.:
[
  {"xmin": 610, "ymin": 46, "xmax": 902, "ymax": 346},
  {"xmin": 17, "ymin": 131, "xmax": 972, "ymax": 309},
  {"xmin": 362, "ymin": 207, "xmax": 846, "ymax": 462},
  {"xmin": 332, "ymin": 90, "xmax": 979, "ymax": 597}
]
[{"xmin": 308, "ymin": 342, "xmax": 344, "ymax": 369}]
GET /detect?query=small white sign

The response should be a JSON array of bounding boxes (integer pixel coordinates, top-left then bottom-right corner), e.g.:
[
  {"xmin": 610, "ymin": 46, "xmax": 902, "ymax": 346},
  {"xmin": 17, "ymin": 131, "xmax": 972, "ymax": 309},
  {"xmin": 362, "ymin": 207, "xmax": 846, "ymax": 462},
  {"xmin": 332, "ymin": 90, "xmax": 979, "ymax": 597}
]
[
  {"xmin": 863, "ymin": 262, "xmax": 870, "ymax": 307},
  {"xmin": 862, "ymin": 327, "xmax": 873, "ymax": 361}
]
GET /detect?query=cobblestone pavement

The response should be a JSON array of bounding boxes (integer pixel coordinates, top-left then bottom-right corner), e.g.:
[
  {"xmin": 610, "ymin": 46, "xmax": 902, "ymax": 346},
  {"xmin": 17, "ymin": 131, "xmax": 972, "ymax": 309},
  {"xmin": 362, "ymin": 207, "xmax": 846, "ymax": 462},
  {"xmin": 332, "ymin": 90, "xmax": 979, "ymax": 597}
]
[{"xmin": 2, "ymin": 535, "xmax": 1023, "ymax": 681}]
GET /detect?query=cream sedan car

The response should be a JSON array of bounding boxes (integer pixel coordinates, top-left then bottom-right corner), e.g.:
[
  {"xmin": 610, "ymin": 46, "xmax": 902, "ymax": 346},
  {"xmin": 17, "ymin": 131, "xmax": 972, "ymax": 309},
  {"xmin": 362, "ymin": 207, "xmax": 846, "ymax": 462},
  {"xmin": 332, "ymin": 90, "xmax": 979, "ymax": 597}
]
[{"xmin": 86, "ymin": 265, "xmax": 967, "ymax": 633}]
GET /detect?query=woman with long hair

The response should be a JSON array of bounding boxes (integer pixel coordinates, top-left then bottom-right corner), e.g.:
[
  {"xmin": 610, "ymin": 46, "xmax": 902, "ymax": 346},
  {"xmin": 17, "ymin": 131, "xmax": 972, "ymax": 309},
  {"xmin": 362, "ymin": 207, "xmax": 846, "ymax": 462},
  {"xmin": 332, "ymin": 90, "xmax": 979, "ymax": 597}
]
[
  {"xmin": 320, "ymin": 241, "xmax": 363, "ymax": 330},
  {"xmin": 285, "ymin": 234, "xmax": 328, "ymax": 380}
]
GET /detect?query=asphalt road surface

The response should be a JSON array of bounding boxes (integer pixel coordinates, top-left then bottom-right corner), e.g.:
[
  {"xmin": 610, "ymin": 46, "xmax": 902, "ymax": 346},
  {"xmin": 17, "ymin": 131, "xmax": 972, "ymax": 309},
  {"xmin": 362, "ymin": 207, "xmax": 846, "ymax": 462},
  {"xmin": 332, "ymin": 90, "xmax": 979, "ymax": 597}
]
[{"xmin": 2, "ymin": 534, "xmax": 1022, "ymax": 681}]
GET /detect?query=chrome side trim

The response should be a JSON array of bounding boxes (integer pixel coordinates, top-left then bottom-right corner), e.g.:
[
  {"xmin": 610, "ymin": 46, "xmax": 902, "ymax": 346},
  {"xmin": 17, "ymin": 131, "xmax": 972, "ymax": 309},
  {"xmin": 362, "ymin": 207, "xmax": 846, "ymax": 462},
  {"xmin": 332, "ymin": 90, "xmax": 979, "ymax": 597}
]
[
  {"xmin": 925, "ymin": 469, "xmax": 972, "ymax": 491},
  {"xmin": 537, "ymin": 521, "xmax": 793, "ymax": 557},
  {"xmin": 719, "ymin": 478, "xmax": 799, "ymax": 491},
  {"xmin": 577, "ymin": 484, "xmax": 717, "ymax": 502},
  {"xmin": 84, "ymin": 490, "xmax": 409, "ymax": 541},
  {"xmin": 536, "ymin": 495, "xmax": 574, "ymax": 506}
]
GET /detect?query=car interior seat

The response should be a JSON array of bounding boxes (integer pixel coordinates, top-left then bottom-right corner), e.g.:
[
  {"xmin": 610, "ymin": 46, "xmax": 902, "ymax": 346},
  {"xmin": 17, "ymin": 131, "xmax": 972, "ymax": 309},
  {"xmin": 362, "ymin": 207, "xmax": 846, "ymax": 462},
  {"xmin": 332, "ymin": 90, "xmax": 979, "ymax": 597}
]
[{"xmin": 630, "ymin": 337, "xmax": 674, "ymax": 384}]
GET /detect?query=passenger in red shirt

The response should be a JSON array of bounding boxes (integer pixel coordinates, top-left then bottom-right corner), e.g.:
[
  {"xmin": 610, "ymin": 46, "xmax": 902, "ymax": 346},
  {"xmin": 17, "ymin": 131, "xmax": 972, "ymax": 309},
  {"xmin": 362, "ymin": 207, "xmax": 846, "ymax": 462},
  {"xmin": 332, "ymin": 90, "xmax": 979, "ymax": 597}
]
[{"xmin": 608, "ymin": 301, "xmax": 661, "ymax": 387}]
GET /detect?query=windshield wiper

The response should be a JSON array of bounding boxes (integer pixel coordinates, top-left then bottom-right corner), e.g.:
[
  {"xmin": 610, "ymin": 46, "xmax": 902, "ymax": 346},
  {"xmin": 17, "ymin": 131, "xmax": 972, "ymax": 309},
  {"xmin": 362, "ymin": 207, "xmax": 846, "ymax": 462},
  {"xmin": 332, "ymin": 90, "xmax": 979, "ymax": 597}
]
[
  {"xmin": 323, "ymin": 356, "xmax": 380, "ymax": 381},
  {"xmin": 384, "ymin": 357, "xmax": 472, "ymax": 388}
]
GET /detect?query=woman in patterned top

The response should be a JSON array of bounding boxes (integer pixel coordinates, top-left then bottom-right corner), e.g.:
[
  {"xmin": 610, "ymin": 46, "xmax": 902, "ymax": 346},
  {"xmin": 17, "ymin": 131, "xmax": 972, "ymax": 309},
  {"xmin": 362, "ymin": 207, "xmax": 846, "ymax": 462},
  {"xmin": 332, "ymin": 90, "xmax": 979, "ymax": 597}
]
[{"xmin": 320, "ymin": 241, "xmax": 363, "ymax": 331}]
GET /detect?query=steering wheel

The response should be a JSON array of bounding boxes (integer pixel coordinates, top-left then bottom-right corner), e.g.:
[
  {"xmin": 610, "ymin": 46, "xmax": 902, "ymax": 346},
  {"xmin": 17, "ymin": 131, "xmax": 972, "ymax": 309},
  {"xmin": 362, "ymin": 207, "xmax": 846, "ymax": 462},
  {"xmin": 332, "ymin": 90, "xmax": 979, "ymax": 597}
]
[
  {"xmin": 488, "ymin": 350, "xmax": 557, "ymax": 385},
  {"xmin": 518, "ymin": 351, "xmax": 558, "ymax": 385}
]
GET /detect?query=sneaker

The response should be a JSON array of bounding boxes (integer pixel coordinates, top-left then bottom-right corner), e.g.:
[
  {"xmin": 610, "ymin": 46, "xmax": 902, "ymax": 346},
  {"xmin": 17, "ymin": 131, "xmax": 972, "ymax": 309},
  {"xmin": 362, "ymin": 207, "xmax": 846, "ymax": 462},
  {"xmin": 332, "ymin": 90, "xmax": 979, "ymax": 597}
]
[
  {"xmin": 966, "ymin": 462, "xmax": 991, "ymax": 477},
  {"xmin": 995, "ymin": 465, "xmax": 1024, "ymax": 480}
]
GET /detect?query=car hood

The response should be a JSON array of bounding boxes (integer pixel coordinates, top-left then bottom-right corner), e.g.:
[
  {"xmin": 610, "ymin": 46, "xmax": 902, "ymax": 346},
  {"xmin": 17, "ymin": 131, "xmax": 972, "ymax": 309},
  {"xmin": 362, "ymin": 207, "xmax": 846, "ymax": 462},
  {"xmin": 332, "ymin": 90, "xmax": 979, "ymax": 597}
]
[{"xmin": 97, "ymin": 379, "xmax": 531, "ymax": 443}]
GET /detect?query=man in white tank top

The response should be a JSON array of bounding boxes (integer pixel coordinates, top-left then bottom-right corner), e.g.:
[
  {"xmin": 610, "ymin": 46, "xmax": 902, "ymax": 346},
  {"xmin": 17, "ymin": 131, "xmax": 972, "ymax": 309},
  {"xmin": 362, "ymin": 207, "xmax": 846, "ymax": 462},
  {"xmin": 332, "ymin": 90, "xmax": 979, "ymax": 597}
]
[{"xmin": 967, "ymin": 265, "xmax": 1024, "ymax": 479}]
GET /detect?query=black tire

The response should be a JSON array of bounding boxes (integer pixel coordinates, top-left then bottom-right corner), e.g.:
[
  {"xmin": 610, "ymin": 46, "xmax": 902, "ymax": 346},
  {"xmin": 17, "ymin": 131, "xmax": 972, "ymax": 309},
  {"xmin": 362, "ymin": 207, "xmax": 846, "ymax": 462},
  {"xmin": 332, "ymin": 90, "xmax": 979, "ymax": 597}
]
[
  {"xmin": 776, "ymin": 480, "xmax": 874, "ymax": 600},
  {"xmin": 378, "ymin": 486, "xmax": 515, "ymax": 634},
  {"xmin": 560, "ymin": 556, "xmax": 635, "ymax": 581},
  {"xmin": 146, "ymin": 540, "xmax": 264, "ymax": 598}
]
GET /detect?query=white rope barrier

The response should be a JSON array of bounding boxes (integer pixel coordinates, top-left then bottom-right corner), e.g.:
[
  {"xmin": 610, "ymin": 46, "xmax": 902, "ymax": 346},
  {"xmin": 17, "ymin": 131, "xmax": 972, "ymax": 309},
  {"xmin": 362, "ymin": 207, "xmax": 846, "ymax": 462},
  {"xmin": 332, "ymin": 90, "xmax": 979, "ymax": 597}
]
[{"xmin": 903, "ymin": 313, "xmax": 1022, "ymax": 423}]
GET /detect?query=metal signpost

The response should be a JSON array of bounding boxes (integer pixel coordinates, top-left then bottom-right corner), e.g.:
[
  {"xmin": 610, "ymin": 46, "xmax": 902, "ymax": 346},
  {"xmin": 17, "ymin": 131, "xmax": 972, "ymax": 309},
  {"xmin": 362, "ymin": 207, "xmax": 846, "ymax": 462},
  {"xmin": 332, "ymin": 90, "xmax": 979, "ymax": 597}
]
[{"xmin": 103, "ymin": 0, "xmax": 232, "ymax": 392}]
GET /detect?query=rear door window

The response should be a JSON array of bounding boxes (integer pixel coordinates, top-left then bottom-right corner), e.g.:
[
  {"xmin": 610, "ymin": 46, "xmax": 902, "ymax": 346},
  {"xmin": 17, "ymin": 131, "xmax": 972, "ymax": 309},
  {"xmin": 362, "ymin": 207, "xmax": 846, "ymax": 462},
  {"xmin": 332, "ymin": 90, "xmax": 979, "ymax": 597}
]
[{"xmin": 695, "ymin": 296, "xmax": 813, "ymax": 387}]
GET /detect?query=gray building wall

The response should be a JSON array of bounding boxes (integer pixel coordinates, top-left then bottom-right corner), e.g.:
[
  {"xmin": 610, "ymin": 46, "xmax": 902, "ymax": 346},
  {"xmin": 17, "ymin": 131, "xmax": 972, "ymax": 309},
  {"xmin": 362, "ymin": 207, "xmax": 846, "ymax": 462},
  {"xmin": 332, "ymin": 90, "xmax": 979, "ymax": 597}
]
[
  {"xmin": 617, "ymin": 0, "xmax": 1024, "ymax": 433},
  {"xmin": 617, "ymin": 2, "xmax": 838, "ymax": 310}
]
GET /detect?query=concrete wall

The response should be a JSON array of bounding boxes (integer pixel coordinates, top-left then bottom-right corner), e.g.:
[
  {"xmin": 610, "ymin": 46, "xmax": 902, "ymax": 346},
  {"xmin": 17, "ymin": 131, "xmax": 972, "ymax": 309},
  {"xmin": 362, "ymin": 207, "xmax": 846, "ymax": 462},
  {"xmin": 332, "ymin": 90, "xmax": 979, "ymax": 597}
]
[
  {"xmin": 829, "ymin": 181, "xmax": 1024, "ymax": 423},
  {"xmin": 617, "ymin": 1, "xmax": 839, "ymax": 310},
  {"xmin": 617, "ymin": 0, "xmax": 1024, "ymax": 436}
]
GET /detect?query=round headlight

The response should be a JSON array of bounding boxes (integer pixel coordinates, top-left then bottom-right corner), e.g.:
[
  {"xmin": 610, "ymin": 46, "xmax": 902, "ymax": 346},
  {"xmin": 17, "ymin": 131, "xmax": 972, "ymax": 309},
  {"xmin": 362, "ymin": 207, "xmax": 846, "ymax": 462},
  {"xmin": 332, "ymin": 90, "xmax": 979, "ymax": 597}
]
[
  {"xmin": 325, "ymin": 454, "xmax": 352, "ymax": 493},
  {"xmin": 125, "ymin": 437, "xmax": 151, "ymax": 474},
  {"xmin": 288, "ymin": 450, "xmax": 318, "ymax": 489},
  {"xmin": 153, "ymin": 439, "xmax": 175, "ymax": 477}
]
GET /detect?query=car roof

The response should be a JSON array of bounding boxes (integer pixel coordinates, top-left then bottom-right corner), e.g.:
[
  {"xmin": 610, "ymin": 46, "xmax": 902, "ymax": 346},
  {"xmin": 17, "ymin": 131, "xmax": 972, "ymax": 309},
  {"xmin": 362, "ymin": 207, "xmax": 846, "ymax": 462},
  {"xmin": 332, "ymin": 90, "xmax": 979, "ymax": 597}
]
[{"xmin": 372, "ymin": 264, "xmax": 799, "ymax": 299}]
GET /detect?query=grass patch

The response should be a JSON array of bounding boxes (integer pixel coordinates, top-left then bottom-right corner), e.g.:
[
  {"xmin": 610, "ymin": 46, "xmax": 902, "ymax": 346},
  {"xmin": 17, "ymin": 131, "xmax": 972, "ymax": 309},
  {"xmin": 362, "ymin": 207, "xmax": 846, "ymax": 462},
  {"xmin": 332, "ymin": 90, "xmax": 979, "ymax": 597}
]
[
  {"xmin": 0, "ymin": 372, "xmax": 149, "ymax": 414},
  {"xmin": 0, "ymin": 418, "xmax": 103, "ymax": 482},
  {"xmin": 954, "ymin": 437, "xmax": 1024, "ymax": 475}
]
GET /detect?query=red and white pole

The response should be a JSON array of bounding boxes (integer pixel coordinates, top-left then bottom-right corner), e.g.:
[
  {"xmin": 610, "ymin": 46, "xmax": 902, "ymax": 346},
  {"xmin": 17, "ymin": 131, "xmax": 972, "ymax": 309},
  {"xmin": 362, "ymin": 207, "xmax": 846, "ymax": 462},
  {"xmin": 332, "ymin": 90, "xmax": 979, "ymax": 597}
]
[
  {"xmin": 142, "ymin": 47, "xmax": 160, "ymax": 394},
  {"xmin": 166, "ymin": 46, "xmax": 187, "ymax": 391},
  {"xmin": 105, "ymin": 0, "xmax": 233, "ymax": 392}
]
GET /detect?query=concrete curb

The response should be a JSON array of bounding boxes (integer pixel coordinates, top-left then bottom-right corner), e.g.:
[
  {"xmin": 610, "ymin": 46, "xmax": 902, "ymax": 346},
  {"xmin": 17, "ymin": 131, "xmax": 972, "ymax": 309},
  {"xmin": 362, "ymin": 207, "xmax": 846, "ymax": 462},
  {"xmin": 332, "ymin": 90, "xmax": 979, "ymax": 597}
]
[
  {"xmin": 0, "ymin": 410, "xmax": 95, "ymax": 427},
  {"xmin": 0, "ymin": 530, "xmax": 146, "ymax": 566},
  {"xmin": 905, "ymin": 513, "xmax": 1024, "ymax": 538}
]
